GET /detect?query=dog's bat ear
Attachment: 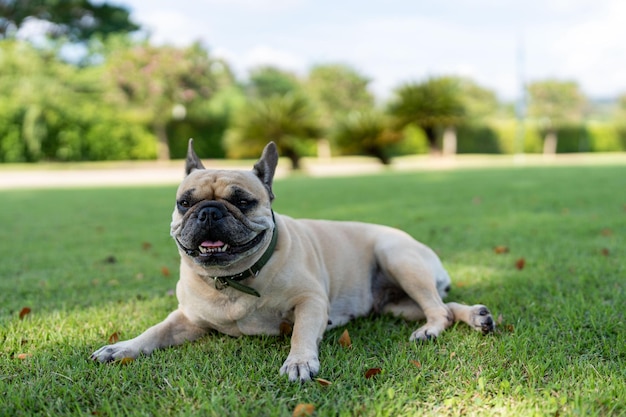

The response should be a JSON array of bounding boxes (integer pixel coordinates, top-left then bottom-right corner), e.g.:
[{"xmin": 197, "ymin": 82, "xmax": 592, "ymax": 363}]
[
  {"xmin": 185, "ymin": 138, "xmax": 205, "ymax": 175},
  {"xmin": 253, "ymin": 142, "xmax": 279, "ymax": 201}
]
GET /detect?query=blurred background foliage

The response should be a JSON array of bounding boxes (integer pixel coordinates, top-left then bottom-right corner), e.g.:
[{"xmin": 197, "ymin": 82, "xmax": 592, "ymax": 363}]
[{"xmin": 1, "ymin": 0, "xmax": 626, "ymax": 164}]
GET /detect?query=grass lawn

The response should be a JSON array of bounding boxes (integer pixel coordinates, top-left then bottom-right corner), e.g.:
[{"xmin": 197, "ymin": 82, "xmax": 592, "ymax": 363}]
[{"xmin": 1, "ymin": 162, "xmax": 624, "ymax": 416}]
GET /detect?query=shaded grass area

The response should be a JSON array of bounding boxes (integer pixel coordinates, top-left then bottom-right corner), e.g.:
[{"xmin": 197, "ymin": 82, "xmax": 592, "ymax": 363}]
[{"xmin": 1, "ymin": 163, "xmax": 624, "ymax": 416}]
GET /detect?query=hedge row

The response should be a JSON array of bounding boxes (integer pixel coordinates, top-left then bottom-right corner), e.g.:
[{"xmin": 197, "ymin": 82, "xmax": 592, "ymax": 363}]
[{"xmin": 455, "ymin": 120, "xmax": 626, "ymax": 154}]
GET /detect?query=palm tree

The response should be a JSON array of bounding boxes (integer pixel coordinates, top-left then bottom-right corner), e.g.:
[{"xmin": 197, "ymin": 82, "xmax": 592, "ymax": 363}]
[
  {"xmin": 225, "ymin": 92, "xmax": 321, "ymax": 169},
  {"xmin": 388, "ymin": 77, "xmax": 465, "ymax": 154},
  {"xmin": 332, "ymin": 110, "xmax": 400, "ymax": 165}
]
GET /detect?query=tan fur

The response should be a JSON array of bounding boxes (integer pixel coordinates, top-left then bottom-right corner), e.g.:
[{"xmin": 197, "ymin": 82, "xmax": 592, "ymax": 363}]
[{"xmin": 91, "ymin": 141, "xmax": 494, "ymax": 382}]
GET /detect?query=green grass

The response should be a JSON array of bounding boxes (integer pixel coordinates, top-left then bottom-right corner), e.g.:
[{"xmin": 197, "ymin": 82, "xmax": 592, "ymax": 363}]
[{"xmin": 1, "ymin": 163, "xmax": 625, "ymax": 416}]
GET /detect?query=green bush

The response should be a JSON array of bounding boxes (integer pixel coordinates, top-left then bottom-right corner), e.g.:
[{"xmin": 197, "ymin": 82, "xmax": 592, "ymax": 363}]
[
  {"xmin": 167, "ymin": 116, "xmax": 228, "ymax": 160},
  {"xmin": 587, "ymin": 122, "xmax": 625, "ymax": 152},
  {"xmin": 456, "ymin": 124, "xmax": 501, "ymax": 154},
  {"xmin": 554, "ymin": 125, "xmax": 589, "ymax": 153},
  {"xmin": 489, "ymin": 119, "xmax": 543, "ymax": 154}
]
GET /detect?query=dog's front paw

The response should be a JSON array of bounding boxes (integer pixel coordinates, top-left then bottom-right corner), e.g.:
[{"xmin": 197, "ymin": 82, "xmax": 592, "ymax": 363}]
[
  {"xmin": 409, "ymin": 324, "xmax": 444, "ymax": 342},
  {"xmin": 280, "ymin": 353, "xmax": 320, "ymax": 382},
  {"xmin": 90, "ymin": 340, "xmax": 140, "ymax": 363},
  {"xmin": 470, "ymin": 305, "xmax": 495, "ymax": 334}
]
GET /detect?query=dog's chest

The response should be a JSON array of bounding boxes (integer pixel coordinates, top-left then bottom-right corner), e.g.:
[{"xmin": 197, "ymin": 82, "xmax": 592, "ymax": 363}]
[{"xmin": 235, "ymin": 306, "xmax": 291, "ymax": 336}]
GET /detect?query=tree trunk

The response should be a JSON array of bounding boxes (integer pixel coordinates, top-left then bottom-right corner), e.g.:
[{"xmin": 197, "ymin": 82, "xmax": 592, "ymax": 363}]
[
  {"xmin": 317, "ymin": 139, "xmax": 331, "ymax": 161},
  {"xmin": 543, "ymin": 130, "xmax": 558, "ymax": 155},
  {"xmin": 423, "ymin": 125, "xmax": 440, "ymax": 155},
  {"xmin": 283, "ymin": 147, "xmax": 300, "ymax": 170},
  {"xmin": 368, "ymin": 146, "xmax": 391, "ymax": 165},
  {"xmin": 154, "ymin": 122, "xmax": 170, "ymax": 161},
  {"xmin": 442, "ymin": 126, "xmax": 457, "ymax": 156}
]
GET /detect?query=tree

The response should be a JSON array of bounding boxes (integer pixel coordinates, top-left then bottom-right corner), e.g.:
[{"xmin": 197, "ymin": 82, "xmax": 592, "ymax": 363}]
[
  {"xmin": 247, "ymin": 66, "xmax": 301, "ymax": 99},
  {"xmin": 105, "ymin": 41, "xmax": 235, "ymax": 160},
  {"xmin": 387, "ymin": 77, "xmax": 466, "ymax": 154},
  {"xmin": 456, "ymin": 77, "xmax": 500, "ymax": 121},
  {"xmin": 527, "ymin": 79, "xmax": 587, "ymax": 154},
  {"xmin": 332, "ymin": 110, "xmax": 400, "ymax": 164},
  {"xmin": 0, "ymin": 40, "xmax": 154, "ymax": 162},
  {"xmin": 225, "ymin": 93, "xmax": 321, "ymax": 169},
  {"xmin": 0, "ymin": 0, "xmax": 138, "ymax": 41},
  {"xmin": 305, "ymin": 64, "xmax": 374, "ymax": 130}
]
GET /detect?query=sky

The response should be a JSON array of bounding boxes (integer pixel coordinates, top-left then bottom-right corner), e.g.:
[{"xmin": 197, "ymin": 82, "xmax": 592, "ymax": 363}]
[{"xmin": 120, "ymin": 0, "xmax": 626, "ymax": 102}]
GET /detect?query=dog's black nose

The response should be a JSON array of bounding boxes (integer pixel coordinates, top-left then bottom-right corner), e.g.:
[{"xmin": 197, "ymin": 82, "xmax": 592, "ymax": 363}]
[{"xmin": 197, "ymin": 205, "xmax": 225, "ymax": 224}]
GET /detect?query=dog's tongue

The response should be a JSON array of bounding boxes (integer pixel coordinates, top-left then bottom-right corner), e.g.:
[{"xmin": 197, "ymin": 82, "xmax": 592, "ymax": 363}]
[{"xmin": 200, "ymin": 240, "xmax": 225, "ymax": 248}]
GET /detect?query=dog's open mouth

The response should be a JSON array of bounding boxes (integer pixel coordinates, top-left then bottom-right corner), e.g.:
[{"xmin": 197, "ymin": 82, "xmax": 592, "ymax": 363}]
[
  {"xmin": 178, "ymin": 230, "xmax": 267, "ymax": 262},
  {"xmin": 198, "ymin": 240, "xmax": 230, "ymax": 254}
]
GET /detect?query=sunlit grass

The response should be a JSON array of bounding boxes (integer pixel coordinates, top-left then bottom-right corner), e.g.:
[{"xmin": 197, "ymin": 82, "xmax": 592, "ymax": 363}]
[{"xmin": 1, "ymin": 163, "xmax": 624, "ymax": 416}]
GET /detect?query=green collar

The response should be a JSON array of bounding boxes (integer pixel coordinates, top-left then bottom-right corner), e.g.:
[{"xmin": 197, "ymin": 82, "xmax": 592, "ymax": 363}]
[{"xmin": 212, "ymin": 212, "xmax": 277, "ymax": 297}]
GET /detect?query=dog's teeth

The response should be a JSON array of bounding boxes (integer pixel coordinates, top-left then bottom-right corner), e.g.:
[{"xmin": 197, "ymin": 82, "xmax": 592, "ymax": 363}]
[{"xmin": 222, "ymin": 244, "xmax": 229, "ymax": 252}]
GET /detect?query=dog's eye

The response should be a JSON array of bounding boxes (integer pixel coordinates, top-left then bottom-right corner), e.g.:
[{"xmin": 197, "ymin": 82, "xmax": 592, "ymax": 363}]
[
  {"xmin": 238, "ymin": 200, "xmax": 249, "ymax": 207},
  {"xmin": 178, "ymin": 200, "xmax": 191, "ymax": 208}
]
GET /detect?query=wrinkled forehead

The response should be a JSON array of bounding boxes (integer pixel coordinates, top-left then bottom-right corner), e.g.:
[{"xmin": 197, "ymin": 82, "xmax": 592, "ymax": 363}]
[{"xmin": 176, "ymin": 169, "xmax": 266, "ymax": 200}]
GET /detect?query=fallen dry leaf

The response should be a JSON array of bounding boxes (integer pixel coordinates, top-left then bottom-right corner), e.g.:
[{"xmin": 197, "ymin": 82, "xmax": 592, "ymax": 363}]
[
  {"xmin": 108, "ymin": 332, "xmax": 120, "ymax": 344},
  {"xmin": 364, "ymin": 368, "xmax": 382, "ymax": 379},
  {"xmin": 314, "ymin": 377, "xmax": 332, "ymax": 387},
  {"xmin": 292, "ymin": 403, "xmax": 315, "ymax": 417},
  {"xmin": 601, "ymin": 248, "xmax": 610, "ymax": 256},
  {"xmin": 161, "ymin": 266, "xmax": 171, "ymax": 277},
  {"xmin": 409, "ymin": 360, "xmax": 421, "ymax": 368},
  {"xmin": 19, "ymin": 307, "xmax": 31, "ymax": 320},
  {"xmin": 116, "ymin": 357, "xmax": 134, "ymax": 365},
  {"xmin": 16, "ymin": 353, "xmax": 32, "ymax": 360},
  {"xmin": 338, "ymin": 329, "xmax": 352, "ymax": 348},
  {"xmin": 279, "ymin": 321, "xmax": 293, "ymax": 336},
  {"xmin": 142, "ymin": 242, "xmax": 152, "ymax": 250},
  {"xmin": 496, "ymin": 313, "xmax": 504, "ymax": 325},
  {"xmin": 494, "ymin": 246, "xmax": 509, "ymax": 254},
  {"xmin": 515, "ymin": 258, "xmax": 526, "ymax": 270}
]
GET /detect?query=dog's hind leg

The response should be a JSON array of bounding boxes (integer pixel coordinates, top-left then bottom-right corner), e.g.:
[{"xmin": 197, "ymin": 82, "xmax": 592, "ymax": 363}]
[{"xmin": 383, "ymin": 299, "xmax": 495, "ymax": 335}]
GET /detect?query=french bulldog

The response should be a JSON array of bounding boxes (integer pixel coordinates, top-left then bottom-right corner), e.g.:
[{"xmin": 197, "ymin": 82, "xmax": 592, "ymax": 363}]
[{"xmin": 91, "ymin": 140, "xmax": 495, "ymax": 381}]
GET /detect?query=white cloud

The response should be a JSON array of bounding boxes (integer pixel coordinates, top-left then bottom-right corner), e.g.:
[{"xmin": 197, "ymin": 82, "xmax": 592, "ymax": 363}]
[{"xmin": 243, "ymin": 45, "xmax": 306, "ymax": 73}]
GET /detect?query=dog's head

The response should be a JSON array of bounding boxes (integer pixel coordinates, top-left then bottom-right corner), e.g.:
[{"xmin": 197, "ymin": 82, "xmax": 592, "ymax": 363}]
[{"xmin": 170, "ymin": 140, "xmax": 279, "ymax": 275}]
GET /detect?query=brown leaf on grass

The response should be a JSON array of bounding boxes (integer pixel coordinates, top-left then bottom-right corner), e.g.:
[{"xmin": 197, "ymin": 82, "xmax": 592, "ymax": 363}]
[
  {"xmin": 16, "ymin": 353, "xmax": 32, "ymax": 360},
  {"xmin": 505, "ymin": 324, "xmax": 515, "ymax": 333},
  {"xmin": 338, "ymin": 329, "xmax": 352, "ymax": 348},
  {"xmin": 108, "ymin": 332, "xmax": 120, "ymax": 344},
  {"xmin": 364, "ymin": 368, "xmax": 382, "ymax": 379},
  {"xmin": 601, "ymin": 248, "xmax": 610, "ymax": 256},
  {"xmin": 496, "ymin": 313, "xmax": 504, "ymax": 326},
  {"xmin": 494, "ymin": 246, "xmax": 509, "ymax": 254},
  {"xmin": 116, "ymin": 357, "xmax": 134, "ymax": 365},
  {"xmin": 292, "ymin": 403, "xmax": 315, "ymax": 417},
  {"xmin": 314, "ymin": 378, "xmax": 332, "ymax": 387},
  {"xmin": 19, "ymin": 307, "xmax": 31, "ymax": 319},
  {"xmin": 601, "ymin": 228, "xmax": 613, "ymax": 237},
  {"xmin": 409, "ymin": 360, "xmax": 421, "ymax": 368},
  {"xmin": 103, "ymin": 255, "xmax": 117, "ymax": 264},
  {"xmin": 279, "ymin": 321, "xmax": 293, "ymax": 336},
  {"xmin": 515, "ymin": 258, "xmax": 526, "ymax": 270},
  {"xmin": 161, "ymin": 266, "xmax": 171, "ymax": 277},
  {"xmin": 142, "ymin": 242, "xmax": 152, "ymax": 250}
]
